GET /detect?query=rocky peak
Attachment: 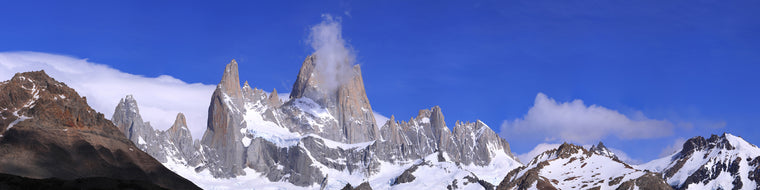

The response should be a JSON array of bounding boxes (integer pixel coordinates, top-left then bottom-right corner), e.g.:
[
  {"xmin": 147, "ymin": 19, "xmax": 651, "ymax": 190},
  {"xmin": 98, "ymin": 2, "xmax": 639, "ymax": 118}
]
[
  {"xmin": 168, "ymin": 112, "xmax": 188, "ymax": 133},
  {"xmin": 1, "ymin": 70, "xmax": 98, "ymax": 134},
  {"xmin": 200, "ymin": 59, "xmax": 248, "ymax": 177},
  {"xmin": 284, "ymin": 55, "xmax": 379, "ymax": 143},
  {"xmin": 556, "ymin": 143, "xmax": 585, "ymax": 158},
  {"xmin": 289, "ymin": 55, "xmax": 319, "ymax": 101},
  {"xmin": 589, "ymin": 142, "xmax": 618, "ymax": 159},
  {"xmin": 166, "ymin": 112, "xmax": 201, "ymax": 166},
  {"xmin": 680, "ymin": 133, "xmax": 735, "ymax": 156},
  {"xmin": 268, "ymin": 88, "xmax": 282, "ymax": 107},
  {"xmin": 220, "ymin": 59, "xmax": 243, "ymax": 103},
  {"xmin": 112, "ymin": 94, "xmax": 142, "ymax": 137}
]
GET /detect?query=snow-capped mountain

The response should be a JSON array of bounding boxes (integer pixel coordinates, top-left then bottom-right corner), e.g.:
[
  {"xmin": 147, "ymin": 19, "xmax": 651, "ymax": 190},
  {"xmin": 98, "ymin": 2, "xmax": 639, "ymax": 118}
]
[
  {"xmin": 497, "ymin": 143, "xmax": 671, "ymax": 190},
  {"xmin": 640, "ymin": 133, "xmax": 760, "ymax": 190},
  {"xmin": 117, "ymin": 56, "xmax": 522, "ymax": 189}
]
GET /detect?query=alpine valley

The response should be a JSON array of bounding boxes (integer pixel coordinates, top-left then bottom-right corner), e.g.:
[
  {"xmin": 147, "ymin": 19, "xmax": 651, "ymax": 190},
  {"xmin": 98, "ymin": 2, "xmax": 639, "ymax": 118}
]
[{"xmin": 1, "ymin": 56, "xmax": 760, "ymax": 190}]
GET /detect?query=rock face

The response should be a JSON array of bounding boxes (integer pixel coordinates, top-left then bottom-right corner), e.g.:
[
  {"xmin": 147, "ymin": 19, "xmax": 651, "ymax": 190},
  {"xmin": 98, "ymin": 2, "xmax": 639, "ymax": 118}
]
[
  {"xmin": 112, "ymin": 96, "xmax": 201, "ymax": 167},
  {"xmin": 0, "ymin": 71, "xmax": 200, "ymax": 190},
  {"xmin": 641, "ymin": 133, "xmax": 760, "ymax": 189},
  {"xmin": 200, "ymin": 59, "xmax": 248, "ymax": 177},
  {"xmin": 287, "ymin": 55, "xmax": 380, "ymax": 143},
  {"xmin": 497, "ymin": 143, "xmax": 672, "ymax": 190}
]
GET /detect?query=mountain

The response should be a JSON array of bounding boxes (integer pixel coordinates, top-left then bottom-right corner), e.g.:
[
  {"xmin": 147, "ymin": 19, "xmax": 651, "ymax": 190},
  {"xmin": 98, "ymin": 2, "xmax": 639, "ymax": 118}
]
[
  {"xmin": 589, "ymin": 141, "xmax": 619, "ymax": 160},
  {"xmin": 112, "ymin": 95, "xmax": 203, "ymax": 167},
  {"xmin": 116, "ymin": 56, "xmax": 522, "ymax": 189},
  {"xmin": 497, "ymin": 143, "xmax": 672, "ymax": 190},
  {"xmin": 640, "ymin": 133, "xmax": 760, "ymax": 189},
  {"xmin": 0, "ymin": 71, "xmax": 200, "ymax": 190}
]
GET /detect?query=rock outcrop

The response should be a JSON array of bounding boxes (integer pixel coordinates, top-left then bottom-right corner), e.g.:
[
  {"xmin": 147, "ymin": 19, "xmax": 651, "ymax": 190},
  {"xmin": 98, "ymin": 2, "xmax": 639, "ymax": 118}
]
[{"xmin": 0, "ymin": 71, "xmax": 200, "ymax": 190}]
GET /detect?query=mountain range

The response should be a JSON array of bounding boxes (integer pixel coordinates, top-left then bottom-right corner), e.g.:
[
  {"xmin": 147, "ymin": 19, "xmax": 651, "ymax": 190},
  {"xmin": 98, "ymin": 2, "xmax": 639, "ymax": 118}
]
[{"xmin": 1, "ymin": 56, "xmax": 759, "ymax": 189}]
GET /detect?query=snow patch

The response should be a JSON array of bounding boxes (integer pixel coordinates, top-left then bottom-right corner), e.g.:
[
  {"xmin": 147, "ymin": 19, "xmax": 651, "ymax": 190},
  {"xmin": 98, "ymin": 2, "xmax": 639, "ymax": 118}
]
[
  {"xmin": 138, "ymin": 136, "xmax": 146, "ymax": 145},
  {"xmin": 420, "ymin": 117, "xmax": 430, "ymax": 124}
]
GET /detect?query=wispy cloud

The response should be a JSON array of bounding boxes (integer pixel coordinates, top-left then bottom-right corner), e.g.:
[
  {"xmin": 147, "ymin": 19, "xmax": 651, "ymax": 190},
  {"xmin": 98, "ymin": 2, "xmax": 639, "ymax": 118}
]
[
  {"xmin": 0, "ymin": 51, "xmax": 215, "ymax": 139},
  {"xmin": 517, "ymin": 143, "xmax": 561, "ymax": 163},
  {"xmin": 373, "ymin": 112, "xmax": 390, "ymax": 129},
  {"xmin": 501, "ymin": 93, "xmax": 674, "ymax": 144},
  {"xmin": 308, "ymin": 14, "xmax": 357, "ymax": 93},
  {"xmin": 659, "ymin": 137, "xmax": 687, "ymax": 157}
]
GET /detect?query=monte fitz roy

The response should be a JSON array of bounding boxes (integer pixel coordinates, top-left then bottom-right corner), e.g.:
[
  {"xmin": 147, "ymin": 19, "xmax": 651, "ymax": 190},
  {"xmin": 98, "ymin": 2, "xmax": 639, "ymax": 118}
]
[{"xmin": 0, "ymin": 52, "xmax": 759, "ymax": 189}]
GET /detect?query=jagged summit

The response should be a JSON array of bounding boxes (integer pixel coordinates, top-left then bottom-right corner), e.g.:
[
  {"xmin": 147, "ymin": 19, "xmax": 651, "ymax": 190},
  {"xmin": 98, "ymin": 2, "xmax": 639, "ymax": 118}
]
[
  {"xmin": 590, "ymin": 141, "xmax": 619, "ymax": 160},
  {"xmin": 282, "ymin": 55, "xmax": 379, "ymax": 143},
  {"xmin": 0, "ymin": 71, "xmax": 199, "ymax": 190},
  {"xmin": 220, "ymin": 59, "xmax": 243, "ymax": 102},
  {"xmin": 169, "ymin": 112, "xmax": 188, "ymax": 132},
  {"xmin": 112, "ymin": 58, "xmax": 522, "ymax": 189},
  {"xmin": 112, "ymin": 94, "xmax": 144, "ymax": 139},
  {"xmin": 499, "ymin": 142, "xmax": 671, "ymax": 190}
]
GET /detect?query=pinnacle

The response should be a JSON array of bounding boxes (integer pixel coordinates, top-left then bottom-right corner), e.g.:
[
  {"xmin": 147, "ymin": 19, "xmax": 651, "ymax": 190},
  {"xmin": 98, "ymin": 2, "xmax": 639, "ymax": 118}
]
[{"xmin": 172, "ymin": 112, "xmax": 188, "ymax": 129}]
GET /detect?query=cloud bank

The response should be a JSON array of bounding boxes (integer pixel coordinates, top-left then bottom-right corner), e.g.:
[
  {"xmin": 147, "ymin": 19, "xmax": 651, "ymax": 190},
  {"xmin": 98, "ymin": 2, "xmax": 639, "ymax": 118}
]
[
  {"xmin": 0, "ymin": 51, "xmax": 215, "ymax": 139},
  {"xmin": 501, "ymin": 93, "xmax": 674, "ymax": 144},
  {"xmin": 309, "ymin": 14, "xmax": 356, "ymax": 93}
]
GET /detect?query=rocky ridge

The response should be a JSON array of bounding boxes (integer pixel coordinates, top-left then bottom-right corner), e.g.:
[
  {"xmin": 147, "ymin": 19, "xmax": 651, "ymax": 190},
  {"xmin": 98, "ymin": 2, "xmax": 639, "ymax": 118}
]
[
  {"xmin": 497, "ymin": 143, "xmax": 672, "ymax": 190},
  {"xmin": 119, "ymin": 57, "xmax": 522, "ymax": 189}
]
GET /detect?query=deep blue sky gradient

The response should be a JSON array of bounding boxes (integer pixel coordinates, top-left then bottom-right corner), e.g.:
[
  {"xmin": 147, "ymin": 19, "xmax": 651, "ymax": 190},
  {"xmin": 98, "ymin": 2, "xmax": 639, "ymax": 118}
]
[{"xmin": 2, "ymin": 0, "xmax": 759, "ymax": 161}]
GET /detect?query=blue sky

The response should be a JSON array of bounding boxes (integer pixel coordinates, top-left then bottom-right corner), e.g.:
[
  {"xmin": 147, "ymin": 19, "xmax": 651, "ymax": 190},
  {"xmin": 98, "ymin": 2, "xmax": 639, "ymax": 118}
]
[{"xmin": 1, "ymin": 0, "xmax": 759, "ymax": 162}]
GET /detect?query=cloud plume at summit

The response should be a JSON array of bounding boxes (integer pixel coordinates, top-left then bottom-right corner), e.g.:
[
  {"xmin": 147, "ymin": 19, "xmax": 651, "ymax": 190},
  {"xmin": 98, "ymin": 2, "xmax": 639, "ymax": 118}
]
[{"xmin": 308, "ymin": 14, "xmax": 357, "ymax": 93}]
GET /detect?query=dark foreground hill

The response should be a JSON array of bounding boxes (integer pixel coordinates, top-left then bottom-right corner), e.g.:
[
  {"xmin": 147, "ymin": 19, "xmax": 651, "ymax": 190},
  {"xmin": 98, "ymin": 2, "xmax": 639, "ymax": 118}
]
[{"xmin": 0, "ymin": 71, "xmax": 200, "ymax": 190}]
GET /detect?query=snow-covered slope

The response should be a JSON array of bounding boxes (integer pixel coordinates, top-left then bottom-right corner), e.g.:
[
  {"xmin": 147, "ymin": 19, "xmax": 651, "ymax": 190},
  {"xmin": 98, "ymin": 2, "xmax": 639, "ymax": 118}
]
[
  {"xmin": 639, "ymin": 133, "xmax": 760, "ymax": 190},
  {"xmin": 498, "ymin": 143, "xmax": 671, "ymax": 190}
]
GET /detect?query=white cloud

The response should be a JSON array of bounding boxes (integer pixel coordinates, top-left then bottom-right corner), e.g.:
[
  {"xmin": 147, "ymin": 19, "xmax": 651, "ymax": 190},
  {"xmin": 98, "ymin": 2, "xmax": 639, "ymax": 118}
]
[
  {"xmin": 308, "ymin": 14, "xmax": 357, "ymax": 93},
  {"xmin": 501, "ymin": 93, "xmax": 674, "ymax": 144},
  {"xmin": 373, "ymin": 112, "xmax": 390, "ymax": 129},
  {"xmin": 607, "ymin": 147, "xmax": 641, "ymax": 165},
  {"xmin": 0, "ymin": 51, "xmax": 215, "ymax": 139},
  {"xmin": 517, "ymin": 143, "xmax": 561, "ymax": 163},
  {"xmin": 659, "ymin": 137, "xmax": 687, "ymax": 157}
]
